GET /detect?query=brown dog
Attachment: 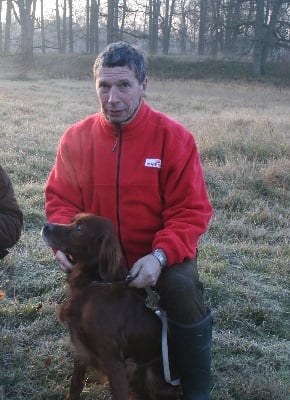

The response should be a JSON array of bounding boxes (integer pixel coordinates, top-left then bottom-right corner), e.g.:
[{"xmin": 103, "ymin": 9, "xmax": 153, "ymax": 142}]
[{"xmin": 42, "ymin": 213, "xmax": 180, "ymax": 400}]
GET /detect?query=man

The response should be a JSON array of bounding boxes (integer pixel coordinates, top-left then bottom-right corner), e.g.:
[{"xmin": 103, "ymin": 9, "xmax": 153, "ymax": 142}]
[
  {"xmin": 0, "ymin": 165, "xmax": 23, "ymax": 259},
  {"xmin": 45, "ymin": 42, "xmax": 213, "ymax": 400}
]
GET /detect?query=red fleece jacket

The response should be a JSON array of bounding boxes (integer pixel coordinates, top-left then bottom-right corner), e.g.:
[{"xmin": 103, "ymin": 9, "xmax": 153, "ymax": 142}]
[{"xmin": 45, "ymin": 101, "xmax": 213, "ymax": 269}]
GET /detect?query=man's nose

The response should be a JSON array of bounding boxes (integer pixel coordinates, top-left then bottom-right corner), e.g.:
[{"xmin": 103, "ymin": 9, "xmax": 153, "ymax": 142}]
[{"xmin": 108, "ymin": 87, "xmax": 119, "ymax": 103}]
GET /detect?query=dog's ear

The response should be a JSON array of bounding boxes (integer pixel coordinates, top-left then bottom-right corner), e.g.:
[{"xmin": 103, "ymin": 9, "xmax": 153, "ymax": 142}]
[{"xmin": 97, "ymin": 230, "xmax": 122, "ymax": 280}]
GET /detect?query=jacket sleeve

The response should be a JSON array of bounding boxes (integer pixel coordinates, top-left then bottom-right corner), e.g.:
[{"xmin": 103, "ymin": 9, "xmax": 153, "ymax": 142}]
[
  {"xmin": 45, "ymin": 130, "xmax": 84, "ymax": 224},
  {"xmin": 153, "ymin": 129, "xmax": 213, "ymax": 266},
  {"xmin": 0, "ymin": 166, "xmax": 23, "ymax": 258}
]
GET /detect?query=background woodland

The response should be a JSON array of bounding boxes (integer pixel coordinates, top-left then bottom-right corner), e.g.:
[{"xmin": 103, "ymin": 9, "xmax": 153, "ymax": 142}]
[{"xmin": 0, "ymin": 0, "xmax": 290, "ymax": 77}]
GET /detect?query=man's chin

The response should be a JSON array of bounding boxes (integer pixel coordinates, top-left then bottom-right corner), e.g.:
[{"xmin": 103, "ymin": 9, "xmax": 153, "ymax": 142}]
[
  {"xmin": 108, "ymin": 117, "xmax": 126, "ymax": 124},
  {"xmin": 106, "ymin": 113, "xmax": 127, "ymax": 124}
]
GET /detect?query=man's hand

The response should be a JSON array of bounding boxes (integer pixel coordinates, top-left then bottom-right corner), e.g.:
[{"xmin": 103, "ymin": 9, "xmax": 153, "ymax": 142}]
[
  {"xmin": 129, "ymin": 254, "xmax": 162, "ymax": 288},
  {"xmin": 55, "ymin": 250, "xmax": 74, "ymax": 273}
]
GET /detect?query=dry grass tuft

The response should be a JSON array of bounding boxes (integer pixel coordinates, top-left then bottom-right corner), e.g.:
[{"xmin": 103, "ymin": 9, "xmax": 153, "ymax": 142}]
[{"xmin": 263, "ymin": 158, "xmax": 290, "ymax": 191}]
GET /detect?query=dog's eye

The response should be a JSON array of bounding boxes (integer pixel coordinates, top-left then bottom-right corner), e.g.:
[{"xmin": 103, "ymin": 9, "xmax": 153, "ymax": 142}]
[{"xmin": 75, "ymin": 225, "xmax": 82, "ymax": 232}]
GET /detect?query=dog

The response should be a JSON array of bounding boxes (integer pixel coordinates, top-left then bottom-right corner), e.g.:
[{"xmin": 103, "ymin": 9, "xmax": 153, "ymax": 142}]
[{"xmin": 42, "ymin": 213, "xmax": 180, "ymax": 400}]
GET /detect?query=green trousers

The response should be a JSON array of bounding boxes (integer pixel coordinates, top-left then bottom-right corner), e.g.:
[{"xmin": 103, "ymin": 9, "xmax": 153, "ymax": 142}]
[{"xmin": 155, "ymin": 257, "xmax": 207, "ymax": 324}]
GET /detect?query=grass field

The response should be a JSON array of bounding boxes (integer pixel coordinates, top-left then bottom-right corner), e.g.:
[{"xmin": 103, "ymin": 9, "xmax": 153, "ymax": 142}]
[{"xmin": 0, "ymin": 74, "xmax": 289, "ymax": 399}]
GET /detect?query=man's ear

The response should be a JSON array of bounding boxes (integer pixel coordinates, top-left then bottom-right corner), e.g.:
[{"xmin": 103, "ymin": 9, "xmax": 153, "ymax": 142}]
[{"xmin": 141, "ymin": 77, "xmax": 148, "ymax": 96}]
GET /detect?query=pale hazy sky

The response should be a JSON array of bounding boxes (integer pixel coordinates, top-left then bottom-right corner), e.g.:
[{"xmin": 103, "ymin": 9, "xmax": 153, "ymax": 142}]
[
  {"xmin": 0, "ymin": 0, "xmax": 87, "ymax": 19},
  {"xmin": 43, "ymin": 0, "xmax": 89, "ymax": 16}
]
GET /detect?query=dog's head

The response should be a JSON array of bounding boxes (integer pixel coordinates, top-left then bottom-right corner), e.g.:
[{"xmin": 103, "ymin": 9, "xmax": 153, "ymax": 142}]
[{"xmin": 42, "ymin": 213, "xmax": 122, "ymax": 280}]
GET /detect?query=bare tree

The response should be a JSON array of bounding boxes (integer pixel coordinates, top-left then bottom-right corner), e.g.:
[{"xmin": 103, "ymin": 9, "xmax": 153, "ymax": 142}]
[
  {"xmin": 149, "ymin": 0, "xmax": 160, "ymax": 54},
  {"xmin": 178, "ymin": 0, "xmax": 188, "ymax": 54},
  {"xmin": 68, "ymin": 0, "xmax": 73, "ymax": 53},
  {"xmin": 4, "ymin": 0, "xmax": 12, "ymax": 54},
  {"xmin": 198, "ymin": 0, "xmax": 207, "ymax": 55},
  {"xmin": 94, "ymin": 0, "xmax": 100, "ymax": 54},
  {"xmin": 113, "ymin": 0, "xmax": 120, "ymax": 40},
  {"xmin": 119, "ymin": 0, "xmax": 127, "ymax": 41},
  {"xmin": 224, "ymin": 0, "xmax": 242, "ymax": 54},
  {"xmin": 254, "ymin": 0, "xmax": 265, "ymax": 76},
  {"xmin": 62, "ymin": 0, "xmax": 67, "ymax": 52},
  {"xmin": 0, "ymin": 0, "xmax": 2, "ymax": 54},
  {"xmin": 12, "ymin": 0, "xmax": 37, "ymax": 69},
  {"xmin": 40, "ymin": 0, "xmax": 45, "ymax": 53},
  {"xmin": 210, "ymin": 0, "xmax": 225, "ymax": 56},
  {"xmin": 107, "ymin": 0, "xmax": 119, "ymax": 44},
  {"xmin": 56, "ymin": 0, "xmax": 62, "ymax": 52},
  {"xmin": 87, "ymin": 0, "xmax": 100, "ymax": 54},
  {"xmin": 254, "ymin": 0, "xmax": 284, "ymax": 76},
  {"xmin": 1, "ymin": 0, "xmax": 288, "ymax": 75},
  {"xmin": 185, "ymin": 0, "xmax": 200, "ymax": 52},
  {"xmin": 86, "ymin": 0, "xmax": 90, "ymax": 52},
  {"xmin": 160, "ymin": 0, "xmax": 176, "ymax": 55},
  {"xmin": 260, "ymin": 0, "xmax": 284, "ymax": 68},
  {"xmin": 107, "ymin": 0, "xmax": 114, "ymax": 44}
]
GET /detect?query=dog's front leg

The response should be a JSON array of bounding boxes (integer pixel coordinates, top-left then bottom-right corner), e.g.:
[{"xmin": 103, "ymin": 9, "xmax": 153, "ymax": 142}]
[
  {"xmin": 108, "ymin": 361, "xmax": 129, "ymax": 400},
  {"xmin": 66, "ymin": 356, "xmax": 87, "ymax": 400}
]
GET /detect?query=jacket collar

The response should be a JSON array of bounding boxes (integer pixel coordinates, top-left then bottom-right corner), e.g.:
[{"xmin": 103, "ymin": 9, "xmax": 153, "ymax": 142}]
[{"xmin": 99, "ymin": 100, "xmax": 149, "ymax": 133}]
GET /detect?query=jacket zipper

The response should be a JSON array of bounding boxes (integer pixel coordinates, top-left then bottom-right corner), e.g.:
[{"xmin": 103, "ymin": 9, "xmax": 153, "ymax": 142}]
[{"xmin": 114, "ymin": 125, "xmax": 129, "ymax": 268}]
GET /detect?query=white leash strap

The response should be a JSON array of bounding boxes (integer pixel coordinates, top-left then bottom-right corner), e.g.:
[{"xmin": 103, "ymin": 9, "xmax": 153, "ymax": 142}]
[{"xmin": 145, "ymin": 287, "xmax": 180, "ymax": 386}]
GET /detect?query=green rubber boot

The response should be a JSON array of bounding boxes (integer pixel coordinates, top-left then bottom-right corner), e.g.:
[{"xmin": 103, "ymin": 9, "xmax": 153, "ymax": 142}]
[{"xmin": 169, "ymin": 311, "xmax": 213, "ymax": 400}]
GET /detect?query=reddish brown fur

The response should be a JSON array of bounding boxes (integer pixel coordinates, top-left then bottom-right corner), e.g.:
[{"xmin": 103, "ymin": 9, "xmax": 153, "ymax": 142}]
[{"xmin": 42, "ymin": 213, "xmax": 180, "ymax": 400}]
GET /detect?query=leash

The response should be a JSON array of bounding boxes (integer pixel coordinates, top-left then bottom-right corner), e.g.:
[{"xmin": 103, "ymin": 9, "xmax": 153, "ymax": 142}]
[
  {"xmin": 145, "ymin": 287, "xmax": 180, "ymax": 387},
  {"xmin": 89, "ymin": 272, "xmax": 180, "ymax": 386}
]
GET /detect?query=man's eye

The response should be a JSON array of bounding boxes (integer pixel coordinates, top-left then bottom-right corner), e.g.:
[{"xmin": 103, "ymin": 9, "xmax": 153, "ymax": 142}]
[{"xmin": 99, "ymin": 86, "xmax": 110, "ymax": 93}]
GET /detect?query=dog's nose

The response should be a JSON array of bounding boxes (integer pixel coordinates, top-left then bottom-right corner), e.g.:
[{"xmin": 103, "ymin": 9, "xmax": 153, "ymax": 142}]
[
  {"xmin": 41, "ymin": 223, "xmax": 55, "ymax": 242},
  {"xmin": 42, "ymin": 222, "xmax": 54, "ymax": 232}
]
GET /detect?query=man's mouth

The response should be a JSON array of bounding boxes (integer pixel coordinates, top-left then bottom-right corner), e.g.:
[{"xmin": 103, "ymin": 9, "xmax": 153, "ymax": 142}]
[{"xmin": 107, "ymin": 109, "xmax": 123, "ymax": 115}]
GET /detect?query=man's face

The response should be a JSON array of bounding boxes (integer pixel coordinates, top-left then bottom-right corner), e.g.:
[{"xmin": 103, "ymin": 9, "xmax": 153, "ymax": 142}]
[{"xmin": 96, "ymin": 66, "xmax": 147, "ymax": 124}]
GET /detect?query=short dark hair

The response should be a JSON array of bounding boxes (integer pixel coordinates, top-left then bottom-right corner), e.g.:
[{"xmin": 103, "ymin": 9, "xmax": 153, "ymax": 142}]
[{"xmin": 93, "ymin": 42, "xmax": 146, "ymax": 83}]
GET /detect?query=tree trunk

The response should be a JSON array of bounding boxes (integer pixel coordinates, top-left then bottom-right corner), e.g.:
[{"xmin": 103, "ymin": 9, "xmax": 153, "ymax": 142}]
[
  {"xmin": 107, "ymin": 0, "xmax": 120, "ymax": 44},
  {"xmin": 162, "ymin": 0, "xmax": 170, "ymax": 54},
  {"xmin": 161, "ymin": 0, "xmax": 176, "ymax": 55},
  {"xmin": 149, "ymin": 0, "xmax": 160, "ymax": 54},
  {"xmin": 13, "ymin": 0, "xmax": 36, "ymax": 70},
  {"xmin": 107, "ymin": 0, "xmax": 114, "ymax": 44},
  {"xmin": 4, "ymin": 0, "xmax": 12, "ymax": 54},
  {"xmin": 56, "ymin": 0, "xmax": 62, "ymax": 52},
  {"xmin": 40, "ymin": 0, "xmax": 45, "ymax": 54},
  {"xmin": 179, "ymin": 0, "xmax": 187, "ymax": 54},
  {"xmin": 253, "ymin": 0, "xmax": 265, "ymax": 77},
  {"xmin": 113, "ymin": 0, "xmax": 120, "ymax": 41},
  {"xmin": 261, "ymin": 0, "xmax": 283, "ymax": 68},
  {"xmin": 86, "ymin": 0, "xmax": 89, "ymax": 53},
  {"xmin": 89, "ymin": 0, "xmax": 99, "ymax": 54},
  {"xmin": 62, "ymin": 0, "xmax": 67, "ymax": 53},
  {"xmin": 119, "ymin": 0, "xmax": 127, "ymax": 41},
  {"xmin": 198, "ymin": 0, "xmax": 207, "ymax": 55},
  {"xmin": 224, "ymin": 0, "xmax": 241, "ymax": 54},
  {"xmin": 68, "ymin": 0, "xmax": 73, "ymax": 53},
  {"xmin": 94, "ymin": 0, "xmax": 100, "ymax": 54},
  {"xmin": 210, "ymin": 0, "xmax": 222, "ymax": 56},
  {"xmin": 0, "ymin": 0, "xmax": 2, "ymax": 54}
]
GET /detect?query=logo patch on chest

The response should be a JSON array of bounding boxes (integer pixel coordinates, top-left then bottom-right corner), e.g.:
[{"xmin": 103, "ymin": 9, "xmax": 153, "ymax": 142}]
[{"xmin": 145, "ymin": 158, "xmax": 162, "ymax": 168}]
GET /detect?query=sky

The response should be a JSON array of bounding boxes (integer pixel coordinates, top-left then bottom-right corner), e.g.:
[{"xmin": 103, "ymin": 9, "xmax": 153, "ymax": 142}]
[
  {"xmin": 0, "ymin": 1, "xmax": 86, "ymax": 20},
  {"xmin": 42, "ymin": 1, "xmax": 85, "ymax": 18}
]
